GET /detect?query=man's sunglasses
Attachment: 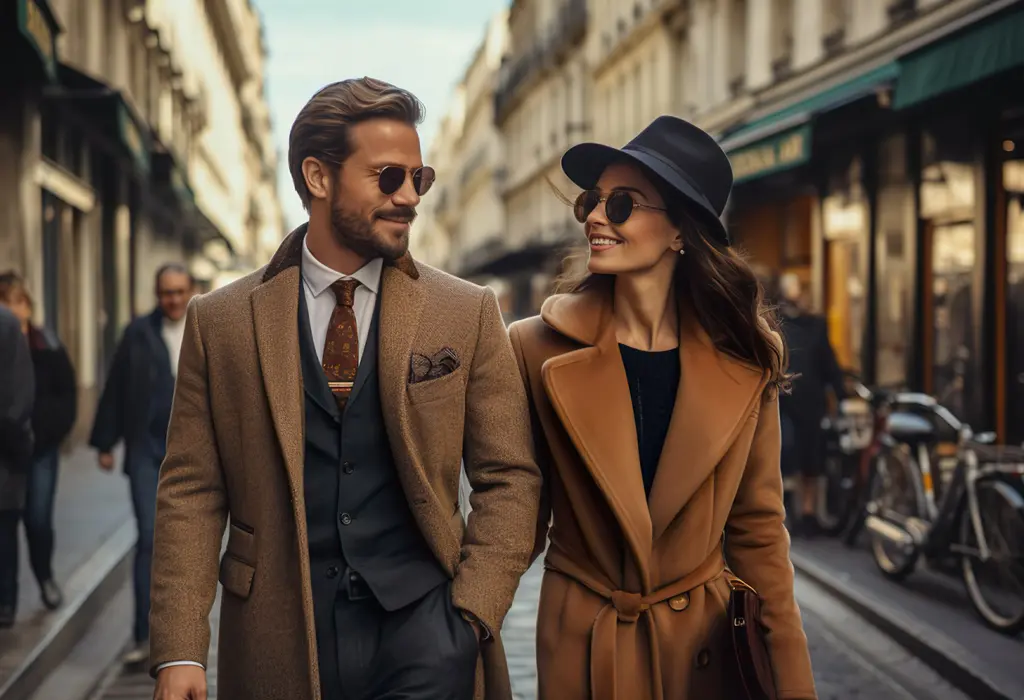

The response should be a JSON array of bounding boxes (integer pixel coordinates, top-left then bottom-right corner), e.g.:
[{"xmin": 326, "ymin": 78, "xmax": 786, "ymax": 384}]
[
  {"xmin": 374, "ymin": 166, "xmax": 436, "ymax": 196},
  {"xmin": 573, "ymin": 189, "xmax": 667, "ymax": 225}
]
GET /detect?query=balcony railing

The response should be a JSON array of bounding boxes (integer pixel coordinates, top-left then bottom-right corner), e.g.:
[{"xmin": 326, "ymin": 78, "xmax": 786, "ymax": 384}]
[{"xmin": 494, "ymin": 0, "xmax": 587, "ymax": 123}]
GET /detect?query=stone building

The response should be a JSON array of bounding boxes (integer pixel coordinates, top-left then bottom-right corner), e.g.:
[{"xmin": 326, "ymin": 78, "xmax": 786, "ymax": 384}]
[{"xmin": 0, "ymin": 0, "xmax": 284, "ymax": 440}]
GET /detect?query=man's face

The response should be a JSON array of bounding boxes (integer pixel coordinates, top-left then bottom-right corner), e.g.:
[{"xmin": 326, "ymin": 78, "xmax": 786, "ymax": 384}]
[
  {"xmin": 327, "ymin": 119, "xmax": 424, "ymax": 261},
  {"xmin": 157, "ymin": 270, "xmax": 194, "ymax": 321}
]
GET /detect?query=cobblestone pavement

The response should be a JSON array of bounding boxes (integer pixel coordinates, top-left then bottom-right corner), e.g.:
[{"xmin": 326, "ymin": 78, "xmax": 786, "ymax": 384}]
[{"xmin": 96, "ymin": 557, "xmax": 967, "ymax": 700}]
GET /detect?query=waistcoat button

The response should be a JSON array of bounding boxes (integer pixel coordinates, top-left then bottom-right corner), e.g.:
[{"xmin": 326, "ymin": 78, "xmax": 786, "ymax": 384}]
[
  {"xmin": 339, "ymin": 513, "xmax": 352, "ymax": 526},
  {"xmin": 326, "ymin": 565, "xmax": 339, "ymax": 579},
  {"xmin": 342, "ymin": 461, "xmax": 354, "ymax": 474}
]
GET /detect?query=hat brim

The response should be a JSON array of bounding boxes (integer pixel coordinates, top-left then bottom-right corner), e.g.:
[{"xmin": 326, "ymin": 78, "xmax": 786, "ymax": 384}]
[{"xmin": 561, "ymin": 142, "xmax": 729, "ymax": 246}]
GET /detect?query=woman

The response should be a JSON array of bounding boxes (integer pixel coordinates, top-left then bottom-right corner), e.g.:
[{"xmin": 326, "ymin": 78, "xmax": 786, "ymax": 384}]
[
  {"xmin": 508, "ymin": 117, "xmax": 816, "ymax": 699},
  {"xmin": 0, "ymin": 272, "xmax": 77, "ymax": 612}
]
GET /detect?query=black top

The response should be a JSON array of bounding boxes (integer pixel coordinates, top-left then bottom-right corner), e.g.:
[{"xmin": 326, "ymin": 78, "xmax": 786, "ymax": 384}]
[{"xmin": 619, "ymin": 344, "xmax": 680, "ymax": 499}]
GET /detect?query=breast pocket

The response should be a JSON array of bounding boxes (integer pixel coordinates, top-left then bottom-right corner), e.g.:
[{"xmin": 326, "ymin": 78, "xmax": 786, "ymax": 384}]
[
  {"xmin": 406, "ymin": 365, "xmax": 468, "ymax": 406},
  {"xmin": 219, "ymin": 519, "xmax": 257, "ymax": 600}
]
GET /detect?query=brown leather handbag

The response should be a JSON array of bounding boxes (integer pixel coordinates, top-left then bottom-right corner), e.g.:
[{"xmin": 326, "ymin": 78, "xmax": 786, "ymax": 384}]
[{"xmin": 725, "ymin": 575, "xmax": 777, "ymax": 700}]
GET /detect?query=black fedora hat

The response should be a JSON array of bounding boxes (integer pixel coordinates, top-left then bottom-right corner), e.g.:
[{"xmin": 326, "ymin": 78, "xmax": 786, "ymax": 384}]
[{"xmin": 561, "ymin": 115, "xmax": 733, "ymax": 246}]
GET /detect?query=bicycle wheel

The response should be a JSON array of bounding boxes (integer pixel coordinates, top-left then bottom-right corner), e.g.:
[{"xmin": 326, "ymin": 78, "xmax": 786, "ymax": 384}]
[
  {"xmin": 960, "ymin": 480, "xmax": 1024, "ymax": 636},
  {"xmin": 868, "ymin": 447, "xmax": 920, "ymax": 581}
]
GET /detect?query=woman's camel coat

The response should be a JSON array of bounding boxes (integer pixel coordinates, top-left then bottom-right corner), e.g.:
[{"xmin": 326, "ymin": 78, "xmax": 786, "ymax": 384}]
[{"xmin": 508, "ymin": 287, "xmax": 817, "ymax": 700}]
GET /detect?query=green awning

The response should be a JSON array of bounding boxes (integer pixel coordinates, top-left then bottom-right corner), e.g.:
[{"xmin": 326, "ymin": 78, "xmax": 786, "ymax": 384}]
[
  {"xmin": 730, "ymin": 125, "xmax": 811, "ymax": 184},
  {"xmin": 729, "ymin": 63, "xmax": 900, "ymax": 140},
  {"xmin": 4, "ymin": 0, "xmax": 61, "ymax": 82},
  {"xmin": 49, "ymin": 63, "xmax": 152, "ymax": 175},
  {"xmin": 894, "ymin": 7, "xmax": 1024, "ymax": 110}
]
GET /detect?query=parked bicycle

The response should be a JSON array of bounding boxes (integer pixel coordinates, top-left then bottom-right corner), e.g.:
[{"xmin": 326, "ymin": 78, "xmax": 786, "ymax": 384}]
[
  {"xmin": 816, "ymin": 377, "xmax": 875, "ymax": 536},
  {"xmin": 863, "ymin": 393, "xmax": 1024, "ymax": 635}
]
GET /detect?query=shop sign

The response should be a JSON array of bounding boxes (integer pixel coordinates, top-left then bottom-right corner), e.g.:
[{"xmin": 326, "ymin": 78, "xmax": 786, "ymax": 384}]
[
  {"xmin": 19, "ymin": 0, "xmax": 58, "ymax": 80},
  {"xmin": 730, "ymin": 125, "xmax": 811, "ymax": 184}
]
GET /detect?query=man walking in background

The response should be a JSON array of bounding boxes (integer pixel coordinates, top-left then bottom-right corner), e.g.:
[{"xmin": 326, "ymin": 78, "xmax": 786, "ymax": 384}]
[
  {"xmin": 150, "ymin": 77, "xmax": 540, "ymax": 700},
  {"xmin": 90, "ymin": 263, "xmax": 195, "ymax": 664}
]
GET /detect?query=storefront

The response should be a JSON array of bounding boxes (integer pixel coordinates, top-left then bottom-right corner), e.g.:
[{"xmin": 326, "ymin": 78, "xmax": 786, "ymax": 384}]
[{"xmin": 718, "ymin": 0, "xmax": 1024, "ymax": 439}]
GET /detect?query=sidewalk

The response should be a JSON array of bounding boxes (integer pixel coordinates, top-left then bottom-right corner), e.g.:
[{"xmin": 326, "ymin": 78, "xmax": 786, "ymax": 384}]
[{"xmin": 0, "ymin": 447, "xmax": 134, "ymax": 700}]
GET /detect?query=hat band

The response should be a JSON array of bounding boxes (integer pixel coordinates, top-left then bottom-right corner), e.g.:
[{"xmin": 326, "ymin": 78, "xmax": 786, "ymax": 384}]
[{"xmin": 624, "ymin": 143, "xmax": 715, "ymax": 213}]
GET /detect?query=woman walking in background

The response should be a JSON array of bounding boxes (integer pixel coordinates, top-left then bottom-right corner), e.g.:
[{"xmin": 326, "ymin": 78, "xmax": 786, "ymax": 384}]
[
  {"xmin": 0, "ymin": 272, "xmax": 77, "ymax": 612},
  {"xmin": 509, "ymin": 117, "xmax": 816, "ymax": 698}
]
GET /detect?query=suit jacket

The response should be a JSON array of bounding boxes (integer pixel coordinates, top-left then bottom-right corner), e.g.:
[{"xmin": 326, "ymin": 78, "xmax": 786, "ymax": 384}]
[
  {"xmin": 149, "ymin": 227, "xmax": 542, "ymax": 700},
  {"xmin": 508, "ymin": 288, "xmax": 816, "ymax": 700}
]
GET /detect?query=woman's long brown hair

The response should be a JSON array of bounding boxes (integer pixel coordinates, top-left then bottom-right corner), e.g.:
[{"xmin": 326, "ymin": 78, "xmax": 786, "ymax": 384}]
[{"xmin": 550, "ymin": 176, "xmax": 790, "ymax": 399}]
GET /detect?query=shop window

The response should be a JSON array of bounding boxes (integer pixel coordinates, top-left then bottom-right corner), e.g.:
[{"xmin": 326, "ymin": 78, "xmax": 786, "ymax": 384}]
[
  {"xmin": 875, "ymin": 133, "xmax": 915, "ymax": 388},
  {"xmin": 1003, "ymin": 153, "xmax": 1024, "ymax": 443},
  {"xmin": 823, "ymin": 154, "xmax": 869, "ymax": 375},
  {"xmin": 919, "ymin": 123, "xmax": 981, "ymax": 423}
]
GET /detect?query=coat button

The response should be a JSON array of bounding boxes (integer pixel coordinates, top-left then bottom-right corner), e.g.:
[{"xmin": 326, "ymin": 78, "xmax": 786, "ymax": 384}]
[
  {"xmin": 339, "ymin": 513, "xmax": 352, "ymax": 526},
  {"xmin": 668, "ymin": 593, "xmax": 690, "ymax": 611},
  {"xmin": 326, "ymin": 565, "xmax": 339, "ymax": 579},
  {"xmin": 696, "ymin": 649, "xmax": 711, "ymax": 669},
  {"xmin": 342, "ymin": 461, "xmax": 354, "ymax": 475}
]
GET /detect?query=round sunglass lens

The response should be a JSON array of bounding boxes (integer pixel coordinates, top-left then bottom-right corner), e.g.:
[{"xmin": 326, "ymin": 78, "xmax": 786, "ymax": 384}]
[
  {"xmin": 414, "ymin": 167, "xmax": 435, "ymax": 196},
  {"xmin": 605, "ymin": 192, "xmax": 634, "ymax": 224},
  {"xmin": 574, "ymin": 190, "xmax": 599, "ymax": 223},
  {"xmin": 378, "ymin": 167, "xmax": 405, "ymax": 195}
]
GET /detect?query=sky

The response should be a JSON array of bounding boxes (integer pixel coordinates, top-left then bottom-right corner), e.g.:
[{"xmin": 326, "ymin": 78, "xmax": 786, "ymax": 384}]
[{"xmin": 254, "ymin": 0, "xmax": 509, "ymax": 229}]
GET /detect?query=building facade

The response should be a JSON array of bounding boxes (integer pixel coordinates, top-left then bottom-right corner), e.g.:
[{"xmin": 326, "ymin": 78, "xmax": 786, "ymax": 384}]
[
  {"xmin": 410, "ymin": 0, "xmax": 1024, "ymax": 441},
  {"xmin": 0, "ymin": 0, "xmax": 284, "ymax": 442}
]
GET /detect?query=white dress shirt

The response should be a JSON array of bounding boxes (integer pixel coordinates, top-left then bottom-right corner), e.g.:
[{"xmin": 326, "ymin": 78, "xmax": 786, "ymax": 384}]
[
  {"xmin": 156, "ymin": 240, "xmax": 384, "ymax": 674},
  {"xmin": 161, "ymin": 316, "xmax": 186, "ymax": 377}
]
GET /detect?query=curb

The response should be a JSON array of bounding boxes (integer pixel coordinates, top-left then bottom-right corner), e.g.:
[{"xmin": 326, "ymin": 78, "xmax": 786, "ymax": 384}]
[
  {"xmin": 791, "ymin": 550, "xmax": 1022, "ymax": 700},
  {"xmin": 0, "ymin": 520, "xmax": 135, "ymax": 700}
]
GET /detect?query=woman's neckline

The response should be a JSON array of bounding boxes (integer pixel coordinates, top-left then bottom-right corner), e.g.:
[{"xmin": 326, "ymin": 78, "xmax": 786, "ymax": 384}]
[{"xmin": 618, "ymin": 343, "xmax": 679, "ymax": 355}]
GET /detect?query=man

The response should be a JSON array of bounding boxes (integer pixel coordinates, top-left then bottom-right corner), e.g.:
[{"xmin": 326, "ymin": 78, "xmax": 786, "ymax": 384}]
[
  {"xmin": 0, "ymin": 304, "xmax": 35, "ymax": 628},
  {"xmin": 776, "ymin": 272, "xmax": 846, "ymax": 536},
  {"xmin": 151, "ymin": 78, "xmax": 541, "ymax": 700},
  {"xmin": 90, "ymin": 263, "xmax": 195, "ymax": 662}
]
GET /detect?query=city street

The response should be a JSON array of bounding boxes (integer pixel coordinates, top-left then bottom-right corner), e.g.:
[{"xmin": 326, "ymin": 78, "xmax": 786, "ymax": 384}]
[{"xmin": 32, "ymin": 547, "xmax": 972, "ymax": 700}]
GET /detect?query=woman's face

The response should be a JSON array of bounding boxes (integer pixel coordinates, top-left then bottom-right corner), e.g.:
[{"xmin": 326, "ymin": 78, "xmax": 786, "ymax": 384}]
[
  {"xmin": 1, "ymin": 287, "xmax": 32, "ymax": 331},
  {"xmin": 582, "ymin": 162, "xmax": 682, "ymax": 276}
]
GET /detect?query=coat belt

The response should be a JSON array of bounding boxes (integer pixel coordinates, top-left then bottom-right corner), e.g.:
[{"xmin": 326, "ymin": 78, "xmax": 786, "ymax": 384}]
[{"xmin": 544, "ymin": 546, "xmax": 726, "ymax": 700}]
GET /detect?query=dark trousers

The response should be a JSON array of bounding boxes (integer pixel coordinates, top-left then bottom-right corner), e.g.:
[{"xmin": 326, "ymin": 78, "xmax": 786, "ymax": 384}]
[
  {"xmin": 127, "ymin": 452, "xmax": 162, "ymax": 643},
  {"xmin": 317, "ymin": 581, "xmax": 478, "ymax": 700},
  {"xmin": 0, "ymin": 510, "xmax": 19, "ymax": 610},
  {"xmin": 24, "ymin": 449, "xmax": 59, "ymax": 583}
]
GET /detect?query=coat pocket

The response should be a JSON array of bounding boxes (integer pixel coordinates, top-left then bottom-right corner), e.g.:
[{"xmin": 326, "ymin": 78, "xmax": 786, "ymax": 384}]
[
  {"xmin": 219, "ymin": 519, "xmax": 257, "ymax": 599},
  {"xmin": 219, "ymin": 555, "xmax": 255, "ymax": 600}
]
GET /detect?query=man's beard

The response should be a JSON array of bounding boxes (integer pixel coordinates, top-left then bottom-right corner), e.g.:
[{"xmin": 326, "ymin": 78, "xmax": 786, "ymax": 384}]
[{"xmin": 329, "ymin": 199, "xmax": 412, "ymax": 262}]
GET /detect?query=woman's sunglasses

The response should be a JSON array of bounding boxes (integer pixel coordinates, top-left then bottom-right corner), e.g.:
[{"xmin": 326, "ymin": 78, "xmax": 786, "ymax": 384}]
[
  {"xmin": 573, "ymin": 189, "xmax": 667, "ymax": 225},
  {"xmin": 374, "ymin": 166, "xmax": 436, "ymax": 196}
]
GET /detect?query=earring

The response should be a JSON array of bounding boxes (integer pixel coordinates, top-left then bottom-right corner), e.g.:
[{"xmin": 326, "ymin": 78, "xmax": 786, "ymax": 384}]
[{"xmin": 678, "ymin": 248, "xmax": 685, "ymax": 255}]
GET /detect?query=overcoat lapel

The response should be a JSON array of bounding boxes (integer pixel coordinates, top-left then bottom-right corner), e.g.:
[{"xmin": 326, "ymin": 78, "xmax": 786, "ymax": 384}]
[
  {"xmin": 377, "ymin": 263, "xmax": 430, "ymax": 498},
  {"xmin": 646, "ymin": 311, "xmax": 767, "ymax": 539},
  {"xmin": 540, "ymin": 292, "xmax": 653, "ymax": 578},
  {"xmin": 252, "ymin": 266, "xmax": 306, "ymax": 507},
  {"xmin": 540, "ymin": 288, "xmax": 769, "ymax": 560}
]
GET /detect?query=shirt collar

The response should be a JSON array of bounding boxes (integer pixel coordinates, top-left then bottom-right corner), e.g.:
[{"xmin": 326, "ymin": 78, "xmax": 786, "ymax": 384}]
[{"xmin": 301, "ymin": 235, "xmax": 383, "ymax": 298}]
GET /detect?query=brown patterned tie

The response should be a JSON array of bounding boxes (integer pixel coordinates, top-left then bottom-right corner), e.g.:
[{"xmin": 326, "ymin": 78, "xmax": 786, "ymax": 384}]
[{"xmin": 322, "ymin": 279, "xmax": 361, "ymax": 412}]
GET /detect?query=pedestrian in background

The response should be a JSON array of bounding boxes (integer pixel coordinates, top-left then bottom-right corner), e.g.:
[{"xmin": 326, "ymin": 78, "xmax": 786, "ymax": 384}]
[
  {"xmin": 89, "ymin": 263, "xmax": 195, "ymax": 665},
  {"xmin": 0, "ymin": 304, "xmax": 35, "ymax": 628},
  {"xmin": 510, "ymin": 116, "xmax": 816, "ymax": 699},
  {"xmin": 0, "ymin": 272, "xmax": 77, "ymax": 613},
  {"xmin": 776, "ymin": 272, "xmax": 846, "ymax": 538}
]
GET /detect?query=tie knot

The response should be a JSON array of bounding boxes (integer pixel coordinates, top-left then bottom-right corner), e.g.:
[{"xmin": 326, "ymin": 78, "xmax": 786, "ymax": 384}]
[{"xmin": 331, "ymin": 279, "xmax": 360, "ymax": 308}]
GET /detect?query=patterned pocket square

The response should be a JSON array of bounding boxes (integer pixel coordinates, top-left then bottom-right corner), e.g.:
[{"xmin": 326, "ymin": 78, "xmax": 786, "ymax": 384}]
[{"xmin": 409, "ymin": 346, "xmax": 460, "ymax": 384}]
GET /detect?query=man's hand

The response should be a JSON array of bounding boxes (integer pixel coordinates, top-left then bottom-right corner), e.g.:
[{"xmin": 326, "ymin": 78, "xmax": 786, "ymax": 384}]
[
  {"xmin": 153, "ymin": 665, "xmax": 207, "ymax": 700},
  {"xmin": 97, "ymin": 452, "xmax": 115, "ymax": 471}
]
